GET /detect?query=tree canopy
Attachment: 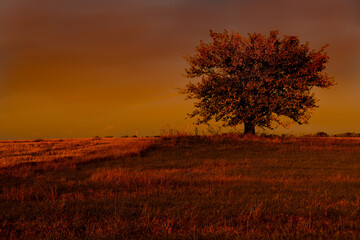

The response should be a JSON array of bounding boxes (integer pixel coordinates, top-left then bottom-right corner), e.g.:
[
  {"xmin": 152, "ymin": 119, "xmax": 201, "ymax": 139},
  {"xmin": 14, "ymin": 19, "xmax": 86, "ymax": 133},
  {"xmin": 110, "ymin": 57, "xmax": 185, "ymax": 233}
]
[{"xmin": 182, "ymin": 30, "xmax": 335, "ymax": 134}]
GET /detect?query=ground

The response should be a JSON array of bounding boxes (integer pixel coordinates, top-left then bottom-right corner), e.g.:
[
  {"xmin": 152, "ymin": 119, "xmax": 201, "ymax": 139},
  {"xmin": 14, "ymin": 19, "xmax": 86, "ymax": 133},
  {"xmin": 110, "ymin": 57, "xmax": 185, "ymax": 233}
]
[{"xmin": 1, "ymin": 135, "xmax": 359, "ymax": 239}]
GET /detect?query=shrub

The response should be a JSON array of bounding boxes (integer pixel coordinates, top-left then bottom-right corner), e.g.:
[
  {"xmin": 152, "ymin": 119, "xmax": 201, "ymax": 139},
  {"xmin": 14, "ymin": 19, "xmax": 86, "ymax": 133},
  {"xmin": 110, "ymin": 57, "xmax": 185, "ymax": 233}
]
[{"xmin": 315, "ymin": 132, "xmax": 329, "ymax": 137}]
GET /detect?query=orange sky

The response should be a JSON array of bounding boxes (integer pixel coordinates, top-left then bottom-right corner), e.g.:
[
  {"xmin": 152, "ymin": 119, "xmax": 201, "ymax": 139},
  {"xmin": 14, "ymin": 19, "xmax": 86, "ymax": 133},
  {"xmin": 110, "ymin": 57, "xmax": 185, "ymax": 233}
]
[{"xmin": 0, "ymin": 0, "xmax": 359, "ymax": 139}]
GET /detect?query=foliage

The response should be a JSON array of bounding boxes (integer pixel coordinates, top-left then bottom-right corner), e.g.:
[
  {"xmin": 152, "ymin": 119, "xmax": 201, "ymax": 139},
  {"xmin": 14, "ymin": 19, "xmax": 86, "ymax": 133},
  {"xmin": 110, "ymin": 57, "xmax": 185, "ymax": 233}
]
[
  {"xmin": 315, "ymin": 131, "xmax": 329, "ymax": 137},
  {"xmin": 182, "ymin": 30, "xmax": 335, "ymax": 134},
  {"xmin": 335, "ymin": 132, "xmax": 360, "ymax": 138}
]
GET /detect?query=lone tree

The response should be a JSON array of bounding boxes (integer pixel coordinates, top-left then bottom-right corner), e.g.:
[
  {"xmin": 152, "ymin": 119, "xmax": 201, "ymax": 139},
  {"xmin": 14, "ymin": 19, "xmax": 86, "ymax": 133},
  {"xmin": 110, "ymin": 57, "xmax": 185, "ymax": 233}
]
[{"xmin": 182, "ymin": 30, "xmax": 335, "ymax": 134}]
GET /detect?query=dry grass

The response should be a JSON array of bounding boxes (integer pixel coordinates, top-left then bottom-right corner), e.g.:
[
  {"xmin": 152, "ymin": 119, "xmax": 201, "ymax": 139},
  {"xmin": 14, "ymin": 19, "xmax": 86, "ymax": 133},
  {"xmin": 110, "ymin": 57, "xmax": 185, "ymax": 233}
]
[
  {"xmin": 0, "ymin": 137, "xmax": 154, "ymax": 168},
  {"xmin": 1, "ymin": 135, "xmax": 360, "ymax": 239}
]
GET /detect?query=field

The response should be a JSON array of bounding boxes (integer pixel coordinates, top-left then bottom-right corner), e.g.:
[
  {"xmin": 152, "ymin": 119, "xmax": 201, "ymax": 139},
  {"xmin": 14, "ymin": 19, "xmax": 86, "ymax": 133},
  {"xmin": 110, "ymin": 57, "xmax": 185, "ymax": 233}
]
[{"xmin": 1, "ymin": 135, "xmax": 360, "ymax": 239}]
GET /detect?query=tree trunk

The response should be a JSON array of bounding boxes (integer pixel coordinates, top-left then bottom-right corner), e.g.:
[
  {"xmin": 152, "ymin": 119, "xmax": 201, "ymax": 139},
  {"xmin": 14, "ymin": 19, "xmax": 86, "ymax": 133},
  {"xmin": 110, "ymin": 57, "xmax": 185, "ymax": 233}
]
[{"xmin": 244, "ymin": 122, "xmax": 255, "ymax": 135}]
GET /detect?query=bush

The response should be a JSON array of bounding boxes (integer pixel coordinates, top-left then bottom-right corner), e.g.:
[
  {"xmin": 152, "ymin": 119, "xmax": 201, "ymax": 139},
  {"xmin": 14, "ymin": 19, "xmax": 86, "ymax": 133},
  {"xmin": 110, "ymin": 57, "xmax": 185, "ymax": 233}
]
[
  {"xmin": 315, "ymin": 132, "xmax": 329, "ymax": 137},
  {"xmin": 92, "ymin": 136, "xmax": 101, "ymax": 140},
  {"xmin": 334, "ymin": 132, "xmax": 359, "ymax": 137}
]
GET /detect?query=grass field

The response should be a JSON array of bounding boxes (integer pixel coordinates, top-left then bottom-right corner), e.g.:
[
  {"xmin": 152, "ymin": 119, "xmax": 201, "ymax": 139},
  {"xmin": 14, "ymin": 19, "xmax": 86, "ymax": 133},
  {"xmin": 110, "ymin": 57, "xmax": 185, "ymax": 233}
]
[{"xmin": 1, "ymin": 135, "xmax": 360, "ymax": 239}]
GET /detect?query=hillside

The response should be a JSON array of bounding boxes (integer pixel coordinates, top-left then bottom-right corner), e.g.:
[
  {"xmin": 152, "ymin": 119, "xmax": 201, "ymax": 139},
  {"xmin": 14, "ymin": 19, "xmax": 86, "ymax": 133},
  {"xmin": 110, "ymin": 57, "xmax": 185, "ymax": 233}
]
[{"xmin": 1, "ymin": 135, "xmax": 360, "ymax": 239}]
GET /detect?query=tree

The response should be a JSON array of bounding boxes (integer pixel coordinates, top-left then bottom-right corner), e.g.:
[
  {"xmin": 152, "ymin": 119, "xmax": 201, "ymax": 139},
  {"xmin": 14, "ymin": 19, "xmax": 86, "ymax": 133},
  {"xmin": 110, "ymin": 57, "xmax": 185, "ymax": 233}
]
[{"xmin": 182, "ymin": 30, "xmax": 335, "ymax": 134}]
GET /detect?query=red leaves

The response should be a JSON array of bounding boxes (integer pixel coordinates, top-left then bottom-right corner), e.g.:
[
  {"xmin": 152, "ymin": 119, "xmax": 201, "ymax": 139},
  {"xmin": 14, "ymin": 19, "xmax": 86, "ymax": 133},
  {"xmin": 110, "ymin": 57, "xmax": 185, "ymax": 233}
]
[{"xmin": 182, "ymin": 30, "xmax": 335, "ymax": 133}]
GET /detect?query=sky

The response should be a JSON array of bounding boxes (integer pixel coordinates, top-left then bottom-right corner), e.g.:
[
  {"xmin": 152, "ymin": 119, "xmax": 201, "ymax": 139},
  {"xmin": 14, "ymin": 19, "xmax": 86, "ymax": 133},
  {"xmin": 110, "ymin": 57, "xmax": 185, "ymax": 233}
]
[{"xmin": 0, "ymin": 0, "xmax": 359, "ymax": 139}]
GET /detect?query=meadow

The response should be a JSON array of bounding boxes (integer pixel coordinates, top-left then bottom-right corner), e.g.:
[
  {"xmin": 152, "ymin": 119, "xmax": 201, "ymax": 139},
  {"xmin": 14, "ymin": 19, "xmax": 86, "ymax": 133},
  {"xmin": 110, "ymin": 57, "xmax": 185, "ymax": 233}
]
[{"xmin": 0, "ymin": 135, "xmax": 359, "ymax": 239}]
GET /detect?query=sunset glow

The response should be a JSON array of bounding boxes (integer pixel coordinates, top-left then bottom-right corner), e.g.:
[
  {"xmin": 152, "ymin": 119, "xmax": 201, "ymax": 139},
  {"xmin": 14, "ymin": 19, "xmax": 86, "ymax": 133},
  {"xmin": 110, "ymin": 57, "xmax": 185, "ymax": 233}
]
[{"xmin": 0, "ymin": 0, "xmax": 359, "ymax": 139}]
